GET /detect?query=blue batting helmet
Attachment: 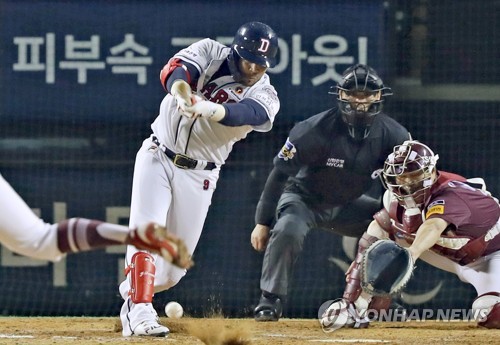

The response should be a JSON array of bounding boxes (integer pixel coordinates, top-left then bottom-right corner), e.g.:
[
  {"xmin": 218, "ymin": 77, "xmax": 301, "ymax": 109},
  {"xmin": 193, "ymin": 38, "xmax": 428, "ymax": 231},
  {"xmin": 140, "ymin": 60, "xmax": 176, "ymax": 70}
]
[{"xmin": 231, "ymin": 22, "xmax": 278, "ymax": 68}]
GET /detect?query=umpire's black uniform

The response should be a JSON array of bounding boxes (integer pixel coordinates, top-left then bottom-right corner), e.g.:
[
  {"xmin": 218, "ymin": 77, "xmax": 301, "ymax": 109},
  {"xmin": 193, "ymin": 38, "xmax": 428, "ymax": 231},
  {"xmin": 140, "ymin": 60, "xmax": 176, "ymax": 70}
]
[{"xmin": 255, "ymin": 108, "xmax": 410, "ymax": 299}]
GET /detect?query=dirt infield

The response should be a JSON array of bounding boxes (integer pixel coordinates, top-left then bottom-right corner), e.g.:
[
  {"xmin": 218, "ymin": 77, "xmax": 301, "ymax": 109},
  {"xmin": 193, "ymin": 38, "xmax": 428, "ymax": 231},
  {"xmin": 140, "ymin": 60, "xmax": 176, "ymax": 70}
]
[{"xmin": 0, "ymin": 316, "xmax": 498, "ymax": 344}]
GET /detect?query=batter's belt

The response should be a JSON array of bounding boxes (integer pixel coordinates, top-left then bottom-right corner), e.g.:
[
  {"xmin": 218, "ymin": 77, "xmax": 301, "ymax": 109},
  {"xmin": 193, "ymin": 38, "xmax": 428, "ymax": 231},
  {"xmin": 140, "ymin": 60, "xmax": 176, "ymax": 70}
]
[{"xmin": 151, "ymin": 136, "xmax": 216, "ymax": 170}]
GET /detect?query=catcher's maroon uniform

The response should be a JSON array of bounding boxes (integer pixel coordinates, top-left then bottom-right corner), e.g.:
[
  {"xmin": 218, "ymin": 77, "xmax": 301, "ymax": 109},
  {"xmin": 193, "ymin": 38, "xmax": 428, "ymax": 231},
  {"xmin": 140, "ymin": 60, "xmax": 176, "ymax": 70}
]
[
  {"xmin": 328, "ymin": 141, "xmax": 500, "ymax": 330},
  {"xmin": 372, "ymin": 171, "xmax": 500, "ymax": 329},
  {"xmin": 382, "ymin": 171, "xmax": 500, "ymax": 264}
]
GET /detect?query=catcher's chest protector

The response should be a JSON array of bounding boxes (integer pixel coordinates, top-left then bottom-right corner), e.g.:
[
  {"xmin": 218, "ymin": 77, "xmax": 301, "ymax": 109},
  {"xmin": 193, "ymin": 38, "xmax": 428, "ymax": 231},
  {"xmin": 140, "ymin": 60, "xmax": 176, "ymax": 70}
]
[
  {"xmin": 387, "ymin": 199, "xmax": 495, "ymax": 265},
  {"xmin": 388, "ymin": 200, "xmax": 422, "ymax": 236}
]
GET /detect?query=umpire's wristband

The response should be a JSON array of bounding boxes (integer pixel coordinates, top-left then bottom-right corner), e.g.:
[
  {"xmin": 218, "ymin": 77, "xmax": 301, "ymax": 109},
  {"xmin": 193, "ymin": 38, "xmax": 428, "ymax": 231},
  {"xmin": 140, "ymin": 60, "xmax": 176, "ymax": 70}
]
[{"xmin": 254, "ymin": 200, "xmax": 276, "ymax": 226}]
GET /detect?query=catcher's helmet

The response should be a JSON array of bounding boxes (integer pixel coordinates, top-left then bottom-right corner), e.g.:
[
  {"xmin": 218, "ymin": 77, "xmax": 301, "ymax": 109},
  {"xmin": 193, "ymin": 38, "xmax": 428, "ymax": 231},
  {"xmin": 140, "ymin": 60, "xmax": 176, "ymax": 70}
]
[
  {"xmin": 381, "ymin": 140, "xmax": 439, "ymax": 209},
  {"xmin": 231, "ymin": 21, "xmax": 278, "ymax": 68},
  {"xmin": 330, "ymin": 64, "xmax": 392, "ymax": 140}
]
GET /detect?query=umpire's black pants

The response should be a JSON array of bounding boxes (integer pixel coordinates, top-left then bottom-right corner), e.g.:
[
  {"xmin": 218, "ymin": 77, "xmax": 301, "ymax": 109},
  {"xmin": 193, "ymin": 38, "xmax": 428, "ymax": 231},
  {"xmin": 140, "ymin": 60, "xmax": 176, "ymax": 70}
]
[{"xmin": 260, "ymin": 192, "xmax": 381, "ymax": 297}]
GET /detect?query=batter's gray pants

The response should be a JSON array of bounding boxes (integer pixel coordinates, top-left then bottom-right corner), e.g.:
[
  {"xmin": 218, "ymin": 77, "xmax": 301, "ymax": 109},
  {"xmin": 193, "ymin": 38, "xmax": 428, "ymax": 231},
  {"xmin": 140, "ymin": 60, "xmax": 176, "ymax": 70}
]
[{"xmin": 260, "ymin": 192, "xmax": 381, "ymax": 297}]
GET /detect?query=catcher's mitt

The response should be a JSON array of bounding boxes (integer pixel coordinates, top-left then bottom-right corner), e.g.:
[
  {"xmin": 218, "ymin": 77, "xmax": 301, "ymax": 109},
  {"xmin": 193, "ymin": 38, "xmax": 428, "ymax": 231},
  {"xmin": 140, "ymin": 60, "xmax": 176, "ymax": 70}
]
[{"xmin": 361, "ymin": 240, "xmax": 414, "ymax": 296}]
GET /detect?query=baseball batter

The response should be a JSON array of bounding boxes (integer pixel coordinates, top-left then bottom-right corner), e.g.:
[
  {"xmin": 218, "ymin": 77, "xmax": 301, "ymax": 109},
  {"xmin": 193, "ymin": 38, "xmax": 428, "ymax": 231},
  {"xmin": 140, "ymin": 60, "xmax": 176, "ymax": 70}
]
[
  {"xmin": 118, "ymin": 22, "xmax": 280, "ymax": 337},
  {"xmin": 331, "ymin": 141, "xmax": 500, "ymax": 329},
  {"xmin": 0, "ymin": 173, "xmax": 189, "ymax": 264}
]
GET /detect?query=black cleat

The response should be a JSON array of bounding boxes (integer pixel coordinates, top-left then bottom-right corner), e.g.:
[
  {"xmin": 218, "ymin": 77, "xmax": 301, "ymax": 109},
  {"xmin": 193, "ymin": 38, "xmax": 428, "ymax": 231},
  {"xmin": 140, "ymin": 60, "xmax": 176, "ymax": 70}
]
[{"xmin": 254, "ymin": 294, "xmax": 282, "ymax": 322}]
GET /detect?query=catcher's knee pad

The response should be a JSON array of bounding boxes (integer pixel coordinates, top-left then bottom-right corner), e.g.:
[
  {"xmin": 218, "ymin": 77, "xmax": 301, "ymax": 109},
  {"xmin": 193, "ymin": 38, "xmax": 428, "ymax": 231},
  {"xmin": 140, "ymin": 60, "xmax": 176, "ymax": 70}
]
[
  {"xmin": 125, "ymin": 252, "xmax": 156, "ymax": 304},
  {"xmin": 473, "ymin": 292, "xmax": 500, "ymax": 329}
]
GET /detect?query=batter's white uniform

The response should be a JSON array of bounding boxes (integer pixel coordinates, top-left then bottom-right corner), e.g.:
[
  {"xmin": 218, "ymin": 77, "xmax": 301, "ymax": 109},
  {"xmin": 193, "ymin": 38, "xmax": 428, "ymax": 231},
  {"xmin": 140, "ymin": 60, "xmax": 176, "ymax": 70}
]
[
  {"xmin": 119, "ymin": 38, "xmax": 280, "ymax": 309},
  {"xmin": 0, "ymin": 173, "xmax": 64, "ymax": 261}
]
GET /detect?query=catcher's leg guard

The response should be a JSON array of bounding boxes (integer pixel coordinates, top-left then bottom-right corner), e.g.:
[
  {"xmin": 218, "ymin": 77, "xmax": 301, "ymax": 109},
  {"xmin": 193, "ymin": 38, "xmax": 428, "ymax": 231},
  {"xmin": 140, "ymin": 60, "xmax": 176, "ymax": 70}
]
[
  {"xmin": 125, "ymin": 252, "xmax": 156, "ymax": 303},
  {"xmin": 343, "ymin": 232, "xmax": 379, "ymax": 302},
  {"xmin": 369, "ymin": 296, "xmax": 392, "ymax": 311},
  {"xmin": 473, "ymin": 292, "xmax": 500, "ymax": 329}
]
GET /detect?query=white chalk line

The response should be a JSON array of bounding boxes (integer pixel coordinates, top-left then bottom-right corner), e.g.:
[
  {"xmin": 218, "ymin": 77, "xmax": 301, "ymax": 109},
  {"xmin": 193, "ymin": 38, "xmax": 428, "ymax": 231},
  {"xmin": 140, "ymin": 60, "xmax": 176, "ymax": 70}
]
[
  {"xmin": 259, "ymin": 333, "xmax": 390, "ymax": 343},
  {"xmin": 0, "ymin": 334, "xmax": 34, "ymax": 339},
  {"xmin": 0, "ymin": 333, "xmax": 177, "ymax": 342},
  {"xmin": 1, "ymin": 331, "xmax": 388, "ymax": 343}
]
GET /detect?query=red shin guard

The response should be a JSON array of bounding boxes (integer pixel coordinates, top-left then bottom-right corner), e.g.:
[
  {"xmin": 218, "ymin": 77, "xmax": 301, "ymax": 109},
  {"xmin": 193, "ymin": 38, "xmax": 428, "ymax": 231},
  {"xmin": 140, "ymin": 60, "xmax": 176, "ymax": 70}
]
[{"xmin": 125, "ymin": 252, "xmax": 156, "ymax": 303}]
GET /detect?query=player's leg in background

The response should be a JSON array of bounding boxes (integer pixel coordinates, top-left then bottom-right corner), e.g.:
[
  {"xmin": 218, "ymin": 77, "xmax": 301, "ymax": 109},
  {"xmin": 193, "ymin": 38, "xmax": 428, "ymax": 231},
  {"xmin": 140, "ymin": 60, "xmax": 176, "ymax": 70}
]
[
  {"xmin": 255, "ymin": 192, "xmax": 316, "ymax": 321},
  {"xmin": 56, "ymin": 218, "xmax": 135, "ymax": 253},
  {"xmin": 1, "ymin": 165, "xmax": 179, "ymax": 265},
  {"xmin": 0, "ymin": 173, "xmax": 64, "ymax": 261}
]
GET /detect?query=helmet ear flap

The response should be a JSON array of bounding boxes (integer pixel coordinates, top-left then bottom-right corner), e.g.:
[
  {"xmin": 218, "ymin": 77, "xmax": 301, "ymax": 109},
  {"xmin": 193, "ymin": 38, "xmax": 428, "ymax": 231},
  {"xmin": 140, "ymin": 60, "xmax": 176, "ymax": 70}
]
[{"xmin": 227, "ymin": 50, "xmax": 243, "ymax": 82}]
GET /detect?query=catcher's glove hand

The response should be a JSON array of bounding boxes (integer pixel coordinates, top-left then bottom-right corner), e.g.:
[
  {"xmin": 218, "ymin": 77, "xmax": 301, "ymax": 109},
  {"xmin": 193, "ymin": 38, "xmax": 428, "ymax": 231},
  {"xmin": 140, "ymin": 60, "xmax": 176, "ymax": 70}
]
[
  {"xmin": 361, "ymin": 240, "xmax": 414, "ymax": 296},
  {"xmin": 128, "ymin": 223, "xmax": 194, "ymax": 269}
]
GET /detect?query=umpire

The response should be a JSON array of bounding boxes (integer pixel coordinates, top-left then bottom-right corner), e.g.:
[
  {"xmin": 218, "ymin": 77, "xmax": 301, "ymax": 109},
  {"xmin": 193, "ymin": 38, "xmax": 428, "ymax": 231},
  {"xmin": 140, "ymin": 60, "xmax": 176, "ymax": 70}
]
[{"xmin": 250, "ymin": 64, "xmax": 410, "ymax": 321}]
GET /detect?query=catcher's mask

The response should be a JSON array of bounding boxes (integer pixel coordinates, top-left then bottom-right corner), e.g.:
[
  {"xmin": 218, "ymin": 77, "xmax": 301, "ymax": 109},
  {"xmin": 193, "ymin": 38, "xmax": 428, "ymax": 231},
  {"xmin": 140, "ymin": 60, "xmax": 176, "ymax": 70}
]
[
  {"xmin": 228, "ymin": 21, "xmax": 278, "ymax": 86},
  {"xmin": 381, "ymin": 140, "xmax": 439, "ymax": 209},
  {"xmin": 329, "ymin": 64, "xmax": 392, "ymax": 141}
]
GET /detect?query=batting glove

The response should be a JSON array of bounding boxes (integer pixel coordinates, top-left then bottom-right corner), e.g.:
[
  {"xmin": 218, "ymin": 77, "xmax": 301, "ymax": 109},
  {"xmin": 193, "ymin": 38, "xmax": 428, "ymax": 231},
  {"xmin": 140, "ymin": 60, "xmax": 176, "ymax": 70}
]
[
  {"xmin": 185, "ymin": 100, "xmax": 226, "ymax": 122},
  {"xmin": 170, "ymin": 79, "xmax": 196, "ymax": 118}
]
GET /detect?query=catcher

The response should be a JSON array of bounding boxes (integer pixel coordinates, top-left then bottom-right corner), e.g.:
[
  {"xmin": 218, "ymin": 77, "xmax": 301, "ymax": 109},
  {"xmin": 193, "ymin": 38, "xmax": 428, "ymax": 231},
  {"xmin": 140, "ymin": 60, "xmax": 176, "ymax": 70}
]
[{"xmin": 322, "ymin": 140, "xmax": 500, "ymax": 329}]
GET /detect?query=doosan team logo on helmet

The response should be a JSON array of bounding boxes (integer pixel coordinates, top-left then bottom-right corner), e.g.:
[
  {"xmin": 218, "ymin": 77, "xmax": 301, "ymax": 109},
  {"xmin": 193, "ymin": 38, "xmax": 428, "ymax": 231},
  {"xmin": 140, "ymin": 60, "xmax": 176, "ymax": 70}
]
[{"xmin": 231, "ymin": 21, "xmax": 278, "ymax": 68}]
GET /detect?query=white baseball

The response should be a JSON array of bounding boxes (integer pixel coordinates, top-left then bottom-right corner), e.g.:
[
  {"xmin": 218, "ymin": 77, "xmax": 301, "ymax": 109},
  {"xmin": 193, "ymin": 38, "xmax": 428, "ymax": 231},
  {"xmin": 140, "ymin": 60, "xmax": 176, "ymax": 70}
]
[{"xmin": 165, "ymin": 301, "xmax": 183, "ymax": 318}]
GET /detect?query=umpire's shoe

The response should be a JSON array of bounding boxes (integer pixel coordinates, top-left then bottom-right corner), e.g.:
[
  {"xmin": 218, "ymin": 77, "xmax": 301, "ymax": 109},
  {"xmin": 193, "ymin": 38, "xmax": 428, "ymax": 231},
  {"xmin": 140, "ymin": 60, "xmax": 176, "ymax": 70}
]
[{"xmin": 254, "ymin": 293, "xmax": 283, "ymax": 322}]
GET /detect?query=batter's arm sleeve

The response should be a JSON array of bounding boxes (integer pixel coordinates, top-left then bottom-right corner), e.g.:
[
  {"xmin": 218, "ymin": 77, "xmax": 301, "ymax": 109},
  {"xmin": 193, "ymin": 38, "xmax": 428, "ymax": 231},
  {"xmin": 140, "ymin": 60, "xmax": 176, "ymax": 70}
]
[
  {"xmin": 220, "ymin": 99, "xmax": 268, "ymax": 127},
  {"xmin": 243, "ymin": 81, "xmax": 280, "ymax": 132},
  {"xmin": 254, "ymin": 167, "xmax": 289, "ymax": 226}
]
